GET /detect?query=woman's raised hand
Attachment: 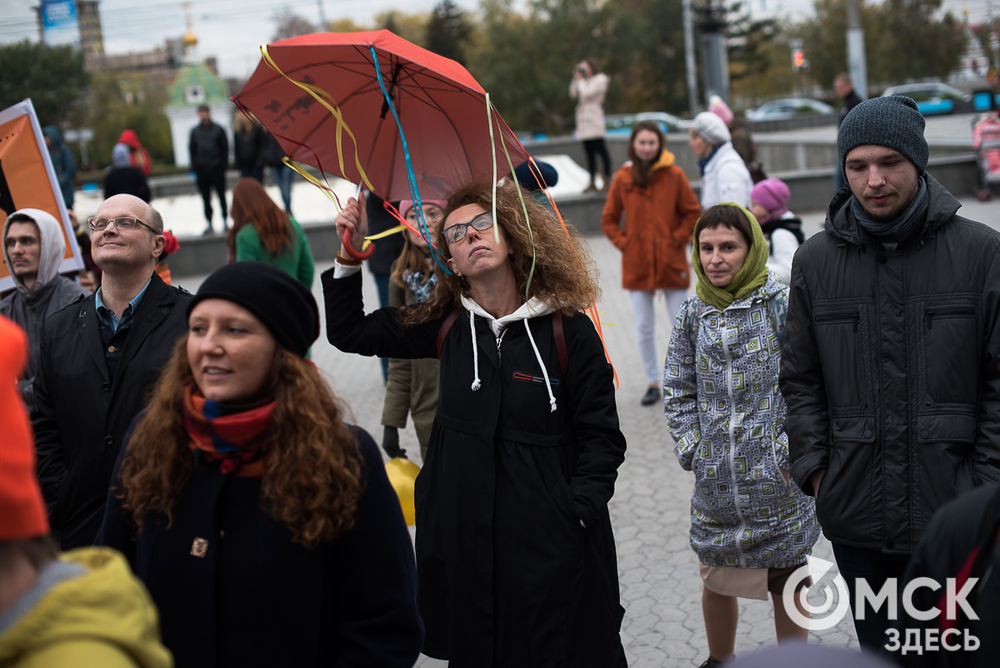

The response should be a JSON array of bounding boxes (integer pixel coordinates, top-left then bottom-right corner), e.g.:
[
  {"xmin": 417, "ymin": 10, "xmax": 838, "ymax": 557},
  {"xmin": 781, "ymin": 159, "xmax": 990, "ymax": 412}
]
[{"xmin": 335, "ymin": 196, "xmax": 370, "ymax": 259}]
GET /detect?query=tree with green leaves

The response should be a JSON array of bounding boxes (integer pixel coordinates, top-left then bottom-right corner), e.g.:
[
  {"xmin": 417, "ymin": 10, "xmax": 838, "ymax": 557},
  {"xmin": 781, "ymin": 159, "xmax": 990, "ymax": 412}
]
[
  {"xmin": 271, "ymin": 9, "xmax": 316, "ymax": 41},
  {"xmin": 795, "ymin": 0, "xmax": 965, "ymax": 96},
  {"xmin": 866, "ymin": 0, "xmax": 965, "ymax": 88},
  {"xmin": 85, "ymin": 73, "xmax": 172, "ymax": 170},
  {"xmin": 0, "ymin": 40, "xmax": 89, "ymax": 129},
  {"xmin": 376, "ymin": 10, "xmax": 429, "ymax": 44},
  {"xmin": 726, "ymin": 9, "xmax": 794, "ymax": 105},
  {"xmin": 604, "ymin": 0, "xmax": 689, "ymax": 114},
  {"xmin": 426, "ymin": 0, "xmax": 473, "ymax": 64}
]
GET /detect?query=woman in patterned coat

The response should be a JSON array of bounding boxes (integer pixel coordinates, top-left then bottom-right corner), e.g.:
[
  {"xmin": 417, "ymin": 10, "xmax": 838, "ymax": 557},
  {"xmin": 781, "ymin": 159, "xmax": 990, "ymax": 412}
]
[{"xmin": 663, "ymin": 203, "xmax": 819, "ymax": 668}]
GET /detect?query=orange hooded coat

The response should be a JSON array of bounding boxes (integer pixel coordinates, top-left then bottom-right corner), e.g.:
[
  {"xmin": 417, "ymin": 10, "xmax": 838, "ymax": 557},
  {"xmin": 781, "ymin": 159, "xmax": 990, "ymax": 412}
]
[{"xmin": 601, "ymin": 149, "xmax": 701, "ymax": 290}]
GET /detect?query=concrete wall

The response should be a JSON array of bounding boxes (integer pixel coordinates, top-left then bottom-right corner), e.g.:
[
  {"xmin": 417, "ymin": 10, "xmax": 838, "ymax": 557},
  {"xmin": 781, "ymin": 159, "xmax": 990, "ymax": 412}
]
[{"xmin": 167, "ymin": 152, "xmax": 980, "ymax": 279}]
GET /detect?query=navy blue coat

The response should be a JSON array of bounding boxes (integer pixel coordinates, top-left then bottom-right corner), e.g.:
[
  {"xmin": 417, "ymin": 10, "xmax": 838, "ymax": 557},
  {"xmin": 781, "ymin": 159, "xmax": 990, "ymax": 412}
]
[{"xmin": 98, "ymin": 427, "xmax": 423, "ymax": 668}]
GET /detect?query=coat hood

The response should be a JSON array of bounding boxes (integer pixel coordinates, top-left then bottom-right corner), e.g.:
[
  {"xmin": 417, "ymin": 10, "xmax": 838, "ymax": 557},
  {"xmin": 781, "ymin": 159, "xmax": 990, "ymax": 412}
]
[
  {"xmin": 459, "ymin": 295, "xmax": 560, "ymax": 412},
  {"xmin": 3, "ymin": 208, "xmax": 67, "ymax": 294},
  {"xmin": 117, "ymin": 129, "xmax": 141, "ymax": 149},
  {"xmin": 619, "ymin": 149, "xmax": 676, "ymax": 174},
  {"xmin": 42, "ymin": 126, "xmax": 64, "ymax": 147},
  {"xmin": 111, "ymin": 143, "xmax": 132, "ymax": 168},
  {"xmin": 824, "ymin": 172, "xmax": 961, "ymax": 246},
  {"xmin": 0, "ymin": 547, "xmax": 172, "ymax": 668},
  {"xmin": 653, "ymin": 149, "xmax": 675, "ymax": 170}
]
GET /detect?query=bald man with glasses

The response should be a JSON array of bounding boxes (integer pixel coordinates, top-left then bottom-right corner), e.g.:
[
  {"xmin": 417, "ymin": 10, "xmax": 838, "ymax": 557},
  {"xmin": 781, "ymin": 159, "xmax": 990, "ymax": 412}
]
[{"xmin": 31, "ymin": 194, "xmax": 192, "ymax": 549}]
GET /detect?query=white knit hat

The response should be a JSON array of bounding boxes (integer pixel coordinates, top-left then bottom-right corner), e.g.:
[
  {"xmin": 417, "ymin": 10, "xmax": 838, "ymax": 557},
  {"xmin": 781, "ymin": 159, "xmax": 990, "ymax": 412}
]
[{"xmin": 692, "ymin": 111, "xmax": 731, "ymax": 146}]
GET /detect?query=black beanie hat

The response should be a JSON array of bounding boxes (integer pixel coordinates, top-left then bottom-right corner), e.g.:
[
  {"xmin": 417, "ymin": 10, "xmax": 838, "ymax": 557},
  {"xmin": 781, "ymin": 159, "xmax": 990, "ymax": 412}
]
[
  {"xmin": 188, "ymin": 261, "xmax": 319, "ymax": 357},
  {"xmin": 838, "ymin": 95, "xmax": 928, "ymax": 172}
]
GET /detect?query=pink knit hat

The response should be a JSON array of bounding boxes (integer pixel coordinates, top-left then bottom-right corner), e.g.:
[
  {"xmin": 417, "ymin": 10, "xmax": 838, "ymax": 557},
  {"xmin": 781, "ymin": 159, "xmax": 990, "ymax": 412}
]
[
  {"xmin": 708, "ymin": 95, "xmax": 734, "ymax": 125},
  {"xmin": 750, "ymin": 178, "xmax": 791, "ymax": 223},
  {"xmin": 399, "ymin": 199, "xmax": 447, "ymax": 219}
]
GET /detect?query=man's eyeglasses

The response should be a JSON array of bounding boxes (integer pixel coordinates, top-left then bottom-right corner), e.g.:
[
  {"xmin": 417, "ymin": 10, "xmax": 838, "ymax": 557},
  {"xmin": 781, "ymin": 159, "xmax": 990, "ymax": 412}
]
[
  {"xmin": 87, "ymin": 216, "xmax": 159, "ymax": 234},
  {"xmin": 442, "ymin": 213, "xmax": 494, "ymax": 244}
]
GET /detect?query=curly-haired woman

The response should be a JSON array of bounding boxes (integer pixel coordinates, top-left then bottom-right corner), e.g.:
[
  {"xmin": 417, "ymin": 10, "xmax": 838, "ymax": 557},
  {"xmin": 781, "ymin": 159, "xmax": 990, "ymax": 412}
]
[
  {"xmin": 326, "ymin": 182, "xmax": 627, "ymax": 667},
  {"xmin": 227, "ymin": 177, "xmax": 315, "ymax": 288},
  {"xmin": 97, "ymin": 261, "xmax": 423, "ymax": 668}
]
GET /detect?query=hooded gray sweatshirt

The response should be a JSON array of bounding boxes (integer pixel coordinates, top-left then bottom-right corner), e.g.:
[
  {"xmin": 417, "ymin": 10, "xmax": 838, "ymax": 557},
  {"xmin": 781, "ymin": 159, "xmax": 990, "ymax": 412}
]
[{"xmin": 0, "ymin": 208, "xmax": 89, "ymax": 401}]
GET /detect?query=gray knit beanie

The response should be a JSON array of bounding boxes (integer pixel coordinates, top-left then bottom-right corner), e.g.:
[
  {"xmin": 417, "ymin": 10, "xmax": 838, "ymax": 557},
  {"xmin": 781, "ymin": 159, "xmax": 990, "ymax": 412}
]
[{"xmin": 837, "ymin": 95, "xmax": 928, "ymax": 172}]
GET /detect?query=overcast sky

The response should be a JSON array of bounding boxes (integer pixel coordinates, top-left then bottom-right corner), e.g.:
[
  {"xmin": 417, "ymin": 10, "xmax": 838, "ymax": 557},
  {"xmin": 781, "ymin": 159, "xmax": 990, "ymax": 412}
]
[{"xmin": 0, "ymin": 0, "xmax": 992, "ymax": 81}]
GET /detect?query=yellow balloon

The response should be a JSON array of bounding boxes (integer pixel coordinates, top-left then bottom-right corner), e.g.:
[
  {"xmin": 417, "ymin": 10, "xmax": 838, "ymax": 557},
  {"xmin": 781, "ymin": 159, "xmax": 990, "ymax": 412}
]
[{"xmin": 385, "ymin": 457, "xmax": 421, "ymax": 526}]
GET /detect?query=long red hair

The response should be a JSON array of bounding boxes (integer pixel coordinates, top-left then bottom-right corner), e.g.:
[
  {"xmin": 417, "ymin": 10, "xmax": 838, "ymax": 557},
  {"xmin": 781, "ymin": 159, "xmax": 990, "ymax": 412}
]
[{"xmin": 228, "ymin": 177, "xmax": 292, "ymax": 257}]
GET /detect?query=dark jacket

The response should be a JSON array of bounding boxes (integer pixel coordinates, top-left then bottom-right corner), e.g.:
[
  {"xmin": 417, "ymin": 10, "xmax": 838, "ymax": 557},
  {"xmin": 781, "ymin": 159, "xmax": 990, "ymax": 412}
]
[
  {"xmin": 258, "ymin": 131, "xmax": 286, "ymax": 167},
  {"xmin": 233, "ymin": 124, "xmax": 263, "ymax": 172},
  {"xmin": 97, "ymin": 426, "xmax": 424, "ymax": 668},
  {"xmin": 188, "ymin": 120, "xmax": 228, "ymax": 173},
  {"xmin": 364, "ymin": 194, "xmax": 404, "ymax": 276},
  {"xmin": 30, "ymin": 273, "xmax": 191, "ymax": 549},
  {"xmin": 780, "ymin": 174, "xmax": 1000, "ymax": 554},
  {"xmin": 838, "ymin": 89, "xmax": 864, "ymax": 127},
  {"xmin": 0, "ymin": 277, "xmax": 88, "ymax": 405},
  {"xmin": 43, "ymin": 126, "xmax": 75, "ymax": 208},
  {"xmin": 893, "ymin": 484, "xmax": 1000, "ymax": 667},
  {"xmin": 323, "ymin": 269, "xmax": 627, "ymax": 668},
  {"xmin": 103, "ymin": 166, "xmax": 151, "ymax": 202}
]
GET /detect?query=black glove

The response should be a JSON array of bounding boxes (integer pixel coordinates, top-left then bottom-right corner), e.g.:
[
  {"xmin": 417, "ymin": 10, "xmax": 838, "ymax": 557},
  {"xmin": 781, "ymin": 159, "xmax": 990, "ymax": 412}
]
[{"xmin": 382, "ymin": 425, "xmax": 406, "ymax": 459}]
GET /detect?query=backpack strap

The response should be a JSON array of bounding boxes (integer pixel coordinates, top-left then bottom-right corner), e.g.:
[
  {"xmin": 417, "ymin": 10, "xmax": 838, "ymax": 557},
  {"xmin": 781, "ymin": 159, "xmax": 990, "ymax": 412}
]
[
  {"xmin": 436, "ymin": 308, "xmax": 461, "ymax": 357},
  {"xmin": 552, "ymin": 311, "xmax": 568, "ymax": 378}
]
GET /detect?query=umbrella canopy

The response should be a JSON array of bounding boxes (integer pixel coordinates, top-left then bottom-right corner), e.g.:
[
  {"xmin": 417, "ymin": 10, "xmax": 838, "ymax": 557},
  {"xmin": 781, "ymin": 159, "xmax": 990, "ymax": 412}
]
[{"xmin": 233, "ymin": 30, "xmax": 529, "ymax": 202}]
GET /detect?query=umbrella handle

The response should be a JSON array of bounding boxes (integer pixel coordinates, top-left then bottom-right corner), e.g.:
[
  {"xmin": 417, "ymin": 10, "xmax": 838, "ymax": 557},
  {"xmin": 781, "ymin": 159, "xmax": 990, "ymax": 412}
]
[{"xmin": 341, "ymin": 228, "xmax": 375, "ymax": 260}]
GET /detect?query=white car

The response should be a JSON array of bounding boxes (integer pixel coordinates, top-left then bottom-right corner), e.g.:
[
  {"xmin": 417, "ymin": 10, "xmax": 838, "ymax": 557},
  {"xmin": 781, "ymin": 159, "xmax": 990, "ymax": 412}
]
[{"xmin": 745, "ymin": 98, "xmax": 835, "ymax": 121}]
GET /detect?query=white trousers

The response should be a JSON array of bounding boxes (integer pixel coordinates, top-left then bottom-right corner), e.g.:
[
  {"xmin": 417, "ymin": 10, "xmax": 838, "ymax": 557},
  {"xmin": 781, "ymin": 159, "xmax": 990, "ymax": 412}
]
[{"xmin": 629, "ymin": 288, "xmax": 688, "ymax": 385}]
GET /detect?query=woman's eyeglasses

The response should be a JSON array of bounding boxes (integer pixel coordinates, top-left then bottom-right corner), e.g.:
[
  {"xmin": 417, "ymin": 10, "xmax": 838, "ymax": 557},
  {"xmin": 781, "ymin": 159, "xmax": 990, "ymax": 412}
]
[
  {"xmin": 442, "ymin": 213, "xmax": 494, "ymax": 244},
  {"xmin": 87, "ymin": 216, "xmax": 158, "ymax": 234}
]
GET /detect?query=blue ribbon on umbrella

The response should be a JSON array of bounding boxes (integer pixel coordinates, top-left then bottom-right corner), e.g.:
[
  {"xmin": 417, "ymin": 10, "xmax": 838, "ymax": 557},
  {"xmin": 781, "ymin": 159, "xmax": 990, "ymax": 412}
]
[{"xmin": 370, "ymin": 44, "xmax": 452, "ymax": 275}]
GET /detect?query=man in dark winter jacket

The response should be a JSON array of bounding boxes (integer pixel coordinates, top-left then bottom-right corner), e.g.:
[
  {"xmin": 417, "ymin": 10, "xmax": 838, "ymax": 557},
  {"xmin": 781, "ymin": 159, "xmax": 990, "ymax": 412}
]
[
  {"xmin": 0, "ymin": 208, "xmax": 89, "ymax": 404},
  {"xmin": 188, "ymin": 105, "xmax": 229, "ymax": 235},
  {"xmin": 780, "ymin": 95, "xmax": 1000, "ymax": 651},
  {"xmin": 833, "ymin": 73, "xmax": 864, "ymax": 191},
  {"xmin": 30, "ymin": 194, "xmax": 190, "ymax": 549}
]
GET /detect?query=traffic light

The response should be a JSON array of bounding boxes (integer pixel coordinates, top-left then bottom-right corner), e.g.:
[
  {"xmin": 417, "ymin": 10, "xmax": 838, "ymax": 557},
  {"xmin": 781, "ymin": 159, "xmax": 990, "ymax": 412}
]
[{"xmin": 790, "ymin": 39, "xmax": 806, "ymax": 70}]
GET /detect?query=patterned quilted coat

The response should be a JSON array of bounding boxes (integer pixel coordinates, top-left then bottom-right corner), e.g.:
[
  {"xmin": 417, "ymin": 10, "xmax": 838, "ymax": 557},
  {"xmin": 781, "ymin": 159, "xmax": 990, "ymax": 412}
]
[{"xmin": 664, "ymin": 274, "xmax": 819, "ymax": 568}]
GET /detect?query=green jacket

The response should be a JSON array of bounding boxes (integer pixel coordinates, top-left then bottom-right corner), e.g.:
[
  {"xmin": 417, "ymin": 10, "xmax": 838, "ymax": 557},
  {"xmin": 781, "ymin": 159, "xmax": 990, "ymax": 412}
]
[
  {"xmin": 235, "ymin": 217, "xmax": 315, "ymax": 289},
  {"xmin": 0, "ymin": 547, "xmax": 172, "ymax": 668}
]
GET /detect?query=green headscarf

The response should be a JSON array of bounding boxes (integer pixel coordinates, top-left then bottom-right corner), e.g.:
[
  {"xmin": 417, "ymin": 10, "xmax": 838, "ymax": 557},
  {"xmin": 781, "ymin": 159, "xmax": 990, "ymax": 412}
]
[{"xmin": 691, "ymin": 202, "xmax": 770, "ymax": 311}]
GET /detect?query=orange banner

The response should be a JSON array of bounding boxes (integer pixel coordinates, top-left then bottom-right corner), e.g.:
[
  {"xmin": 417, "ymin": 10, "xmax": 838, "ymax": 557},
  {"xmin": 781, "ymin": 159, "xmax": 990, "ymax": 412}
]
[{"xmin": 0, "ymin": 99, "xmax": 83, "ymax": 290}]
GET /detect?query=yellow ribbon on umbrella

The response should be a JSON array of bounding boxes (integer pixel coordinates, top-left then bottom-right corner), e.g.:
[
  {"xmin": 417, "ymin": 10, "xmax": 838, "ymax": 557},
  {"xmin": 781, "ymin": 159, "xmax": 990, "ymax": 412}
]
[{"xmin": 260, "ymin": 44, "xmax": 375, "ymax": 194}]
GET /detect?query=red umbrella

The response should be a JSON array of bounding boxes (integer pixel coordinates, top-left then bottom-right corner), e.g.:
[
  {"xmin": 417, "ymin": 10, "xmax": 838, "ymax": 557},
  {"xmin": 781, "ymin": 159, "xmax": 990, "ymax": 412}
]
[{"xmin": 232, "ymin": 30, "xmax": 529, "ymax": 205}]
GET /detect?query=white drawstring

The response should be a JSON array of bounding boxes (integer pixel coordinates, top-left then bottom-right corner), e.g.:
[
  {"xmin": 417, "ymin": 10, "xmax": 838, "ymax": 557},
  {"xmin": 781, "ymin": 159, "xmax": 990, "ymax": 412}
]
[
  {"xmin": 469, "ymin": 310, "xmax": 482, "ymax": 391},
  {"xmin": 524, "ymin": 320, "xmax": 557, "ymax": 412}
]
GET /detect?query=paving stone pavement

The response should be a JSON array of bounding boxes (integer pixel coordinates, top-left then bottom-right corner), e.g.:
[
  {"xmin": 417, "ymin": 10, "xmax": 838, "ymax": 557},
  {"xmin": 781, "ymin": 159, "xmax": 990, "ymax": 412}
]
[{"xmin": 180, "ymin": 195, "xmax": 1000, "ymax": 665}]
